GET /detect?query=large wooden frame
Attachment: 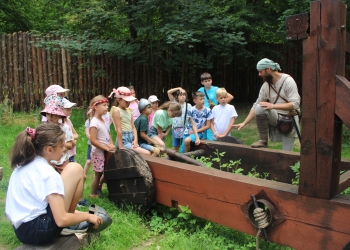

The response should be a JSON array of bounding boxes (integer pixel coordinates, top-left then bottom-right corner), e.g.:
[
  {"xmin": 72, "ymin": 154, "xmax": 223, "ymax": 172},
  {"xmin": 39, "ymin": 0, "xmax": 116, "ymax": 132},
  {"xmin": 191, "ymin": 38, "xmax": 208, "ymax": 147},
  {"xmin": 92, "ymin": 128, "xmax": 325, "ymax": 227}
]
[{"xmin": 139, "ymin": 0, "xmax": 350, "ymax": 249}]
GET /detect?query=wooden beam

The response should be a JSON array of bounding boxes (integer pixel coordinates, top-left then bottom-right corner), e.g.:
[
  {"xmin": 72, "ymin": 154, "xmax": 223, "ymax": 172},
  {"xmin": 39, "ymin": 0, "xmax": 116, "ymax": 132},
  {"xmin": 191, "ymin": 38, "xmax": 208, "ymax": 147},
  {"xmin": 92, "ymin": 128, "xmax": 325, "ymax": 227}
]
[
  {"xmin": 346, "ymin": 32, "xmax": 350, "ymax": 53},
  {"xmin": 143, "ymin": 155, "xmax": 350, "ymax": 250},
  {"xmin": 299, "ymin": 0, "xmax": 345, "ymax": 199},
  {"xmin": 338, "ymin": 171, "xmax": 350, "ymax": 193},
  {"xmin": 336, "ymin": 75, "xmax": 350, "ymax": 128}
]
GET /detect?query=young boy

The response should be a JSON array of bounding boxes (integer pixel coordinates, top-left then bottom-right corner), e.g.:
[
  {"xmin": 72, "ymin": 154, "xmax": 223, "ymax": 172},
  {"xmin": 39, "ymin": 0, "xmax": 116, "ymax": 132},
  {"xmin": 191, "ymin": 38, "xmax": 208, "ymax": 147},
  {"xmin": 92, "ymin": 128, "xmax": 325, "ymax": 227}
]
[
  {"xmin": 198, "ymin": 72, "xmax": 234, "ymax": 140},
  {"xmin": 211, "ymin": 88, "xmax": 238, "ymax": 140},
  {"xmin": 180, "ymin": 92, "xmax": 213, "ymax": 153},
  {"xmin": 134, "ymin": 99, "xmax": 160, "ymax": 156}
]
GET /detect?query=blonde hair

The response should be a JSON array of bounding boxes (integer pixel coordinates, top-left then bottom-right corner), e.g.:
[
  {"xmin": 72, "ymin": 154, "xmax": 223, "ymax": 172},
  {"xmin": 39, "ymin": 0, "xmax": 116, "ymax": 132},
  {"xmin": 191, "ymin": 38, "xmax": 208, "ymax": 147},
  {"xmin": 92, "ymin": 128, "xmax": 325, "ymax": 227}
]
[
  {"xmin": 216, "ymin": 88, "xmax": 228, "ymax": 98},
  {"xmin": 89, "ymin": 95, "xmax": 108, "ymax": 114},
  {"xmin": 159, "ymin": 101, "xmax": 182, "ymax": 117}
]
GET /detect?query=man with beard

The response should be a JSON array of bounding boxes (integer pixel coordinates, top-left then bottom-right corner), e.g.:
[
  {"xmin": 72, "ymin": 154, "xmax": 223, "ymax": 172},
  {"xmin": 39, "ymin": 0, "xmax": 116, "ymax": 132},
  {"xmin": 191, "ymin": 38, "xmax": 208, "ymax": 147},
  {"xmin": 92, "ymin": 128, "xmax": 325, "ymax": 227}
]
[{"xmin": 233, "ymin": 58, "xmax": 301, "ymax": 151}]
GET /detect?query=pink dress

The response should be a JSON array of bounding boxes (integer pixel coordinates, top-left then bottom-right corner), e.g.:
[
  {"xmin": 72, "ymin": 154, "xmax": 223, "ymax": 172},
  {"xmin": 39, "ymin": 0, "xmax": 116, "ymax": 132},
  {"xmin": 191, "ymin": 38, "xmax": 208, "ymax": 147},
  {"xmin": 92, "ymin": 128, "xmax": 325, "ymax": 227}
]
[{"xmin": 129, "ymin": 101, "xmax": 140, "ymax": 121}]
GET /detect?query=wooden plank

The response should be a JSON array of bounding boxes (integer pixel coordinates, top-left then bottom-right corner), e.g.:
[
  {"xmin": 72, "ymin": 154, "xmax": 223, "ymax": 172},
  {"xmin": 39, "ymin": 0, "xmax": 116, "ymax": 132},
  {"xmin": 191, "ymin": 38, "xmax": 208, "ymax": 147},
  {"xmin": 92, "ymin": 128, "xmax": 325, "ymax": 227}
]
[
  {"xmin": 142, "ymin": 155, "xmax": 350, "ymax": 250},
  {"xmin": 335, "ymin": 75, "xmax": 350, "ymax": 128},
  {"xmin": 15, "ymin": 235, "xmax": 81, "ymax": 250},
  {"xmin": 23, "ymin": 32, "xmax": 30, "ymax": 111},
  {"xmin": 1, "ymin": 34, "xmax": 7, "ymax": 100},
  {"xmin": 338, "ymin": 171, "xmax": 350, "ymax": 193},
  {"xmin": 346, "ymin": 32, "xmax": 350, "ymax": 54},
  {"xmin": 31, "ymin": 34, "xmax": 39, "ymax": 106},
  {"xmin": 299, "ymin": 0, "xmax": 345, "ymax": 199},
  {"xmin": 27, "ymin": 33, "xmax": 33, "ymax": 110}
]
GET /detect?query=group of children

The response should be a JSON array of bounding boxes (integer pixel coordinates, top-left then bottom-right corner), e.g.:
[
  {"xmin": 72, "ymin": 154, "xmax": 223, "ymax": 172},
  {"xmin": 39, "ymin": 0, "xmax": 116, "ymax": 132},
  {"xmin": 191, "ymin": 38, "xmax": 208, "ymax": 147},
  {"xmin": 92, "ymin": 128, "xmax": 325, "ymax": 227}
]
[{"xmin": 5, "ymin": 72, "xmax": 237, "ymax": 245}]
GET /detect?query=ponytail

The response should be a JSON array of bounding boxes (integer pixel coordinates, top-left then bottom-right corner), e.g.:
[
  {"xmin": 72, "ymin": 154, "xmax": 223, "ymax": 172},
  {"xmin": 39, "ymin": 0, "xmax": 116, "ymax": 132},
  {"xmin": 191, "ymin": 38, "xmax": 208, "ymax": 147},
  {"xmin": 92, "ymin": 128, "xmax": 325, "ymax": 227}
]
[{"xmin": 10, "ymin": 123, "xmax": 65, "ymax": 169}]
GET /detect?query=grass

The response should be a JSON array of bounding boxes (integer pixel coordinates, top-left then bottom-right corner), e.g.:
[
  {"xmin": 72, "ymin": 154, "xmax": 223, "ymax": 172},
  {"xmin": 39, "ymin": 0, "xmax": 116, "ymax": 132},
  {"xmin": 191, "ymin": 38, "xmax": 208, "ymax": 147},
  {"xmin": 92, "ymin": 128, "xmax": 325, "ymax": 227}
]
[{"xmin": 0, "ymin": 103, "xmax": 349, "ymax": 250}]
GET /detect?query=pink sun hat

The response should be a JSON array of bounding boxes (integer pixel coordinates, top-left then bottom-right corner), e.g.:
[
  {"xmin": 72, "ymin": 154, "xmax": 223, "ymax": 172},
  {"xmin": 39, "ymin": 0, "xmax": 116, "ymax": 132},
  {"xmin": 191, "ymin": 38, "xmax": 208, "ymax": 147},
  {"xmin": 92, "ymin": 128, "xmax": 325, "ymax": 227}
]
[
  {"xmin": 109, "ymin": 87, "xmax": 136, "ymax": 102},
  {"xmin": 45, "ymin": 85, "xmax": 70, "ymax": 97},
  {"xmin": 41, "ymin": 95, "xmax": 66, "ymax": 117},
  {"xmin": 148, "ymin": 95, "xmax": 160, "ymax": 103}
]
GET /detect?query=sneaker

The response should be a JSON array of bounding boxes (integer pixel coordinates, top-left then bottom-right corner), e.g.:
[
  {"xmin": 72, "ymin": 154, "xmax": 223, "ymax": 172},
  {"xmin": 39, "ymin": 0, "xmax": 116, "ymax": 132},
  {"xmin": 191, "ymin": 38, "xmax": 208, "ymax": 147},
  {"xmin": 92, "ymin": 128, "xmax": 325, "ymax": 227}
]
[
  {"xmin": 251, "ymin": 140, "xmax": 267, "ymax": 148},
  {"xmin": 60, "ymin": 221, "xmax": 89, "ymax": 235},
  {"xmin": 77, "ymin": 198, "xmax": 90, "ymax": 207},
  {"xmin": 96, "ymin": 188, "xmax": 103, "ymax": 198}
]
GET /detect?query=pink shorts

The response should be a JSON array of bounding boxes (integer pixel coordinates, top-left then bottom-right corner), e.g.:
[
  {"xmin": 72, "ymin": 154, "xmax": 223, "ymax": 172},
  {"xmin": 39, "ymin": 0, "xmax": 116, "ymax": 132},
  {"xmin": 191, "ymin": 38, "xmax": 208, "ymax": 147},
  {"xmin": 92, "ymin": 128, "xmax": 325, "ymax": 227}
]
[{"xmin": 91, "ymin": 153, "xmax": 105, "ymax": 172}]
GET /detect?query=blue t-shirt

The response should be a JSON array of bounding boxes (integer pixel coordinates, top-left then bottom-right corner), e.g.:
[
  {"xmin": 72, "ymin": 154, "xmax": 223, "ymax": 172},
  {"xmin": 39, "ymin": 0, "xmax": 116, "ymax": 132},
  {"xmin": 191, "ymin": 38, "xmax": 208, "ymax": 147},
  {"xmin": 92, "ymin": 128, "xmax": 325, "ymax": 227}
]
[
  {"xmin": 184, "ymin": 106, "xmax": 213, "ymax": 134},
  {"xmin": 198, "ymin": 86, "xmax": 219, "ymax": 108}
]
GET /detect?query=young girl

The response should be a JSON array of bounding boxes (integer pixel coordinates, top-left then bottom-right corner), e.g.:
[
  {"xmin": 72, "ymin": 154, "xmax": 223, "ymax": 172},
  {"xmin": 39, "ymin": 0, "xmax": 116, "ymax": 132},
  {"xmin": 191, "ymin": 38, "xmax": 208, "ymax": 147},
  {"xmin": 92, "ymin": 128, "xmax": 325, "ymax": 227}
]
[
  {"xmin": 89, "ymin": 95, "xmax": 115, "ymax": 198},
  {"xmin": 167, "ymin": 87, "xmax": 192, "ymax": 151},
  {"xmin": 127, "ymin": 86, "xmax": 140, "ymax": 121},
  {"xmin": 109, "ymin": 87, "xmax": 149, "ymax": 155},
  {"xmin": 148, "ymin": 95, "xmax": 160, "ymax": 128},
  {"xmin": 5, "ymin": 123, "xmax": 102, "ymax": 245},
  {"xmin": 148, "ymin": 101, "xmax": 182, "ymax": 148},
  {"xmin": 62, "ymin": 98, "xmax": 78, "ymax": 162},
  {"xmin": 41, "ymin": 95, "xmax": 74, "ymax": 171}
]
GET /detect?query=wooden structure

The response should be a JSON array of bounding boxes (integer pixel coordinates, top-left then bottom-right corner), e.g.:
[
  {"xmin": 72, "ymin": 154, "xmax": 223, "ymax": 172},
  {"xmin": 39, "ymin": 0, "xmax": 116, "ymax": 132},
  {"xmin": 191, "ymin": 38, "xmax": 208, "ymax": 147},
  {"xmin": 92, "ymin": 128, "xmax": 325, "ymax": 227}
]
[
  {"xmin": 15, "ymin": 235, "xmax": 83, "ymax": 250},
  {"xmin": 122, "ymin": 0, "xmax": 350, "ymax": 249}
]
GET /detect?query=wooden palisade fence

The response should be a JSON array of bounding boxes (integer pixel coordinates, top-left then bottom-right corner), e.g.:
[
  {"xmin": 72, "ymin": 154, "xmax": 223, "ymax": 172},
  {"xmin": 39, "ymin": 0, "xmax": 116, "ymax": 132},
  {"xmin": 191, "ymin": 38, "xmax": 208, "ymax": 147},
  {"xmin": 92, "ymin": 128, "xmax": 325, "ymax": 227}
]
[{"xmin": 0, "ymin": 32, "xmax": 303, "ymax": 112}]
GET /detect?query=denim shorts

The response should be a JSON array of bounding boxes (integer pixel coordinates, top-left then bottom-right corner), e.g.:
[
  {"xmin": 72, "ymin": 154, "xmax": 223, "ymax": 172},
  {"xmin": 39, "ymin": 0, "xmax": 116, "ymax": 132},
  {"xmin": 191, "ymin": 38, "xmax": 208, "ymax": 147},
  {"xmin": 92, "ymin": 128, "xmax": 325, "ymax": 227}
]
[
  {"xmin": 172, "ymin": 129, "xmax": 181, "ymax": 147},
  {"xmin": 14, "ymin": 205, "xmax": 62, "ymax": 245},
  {"xmin": 86, "ymin": 144, "xmax": 91, "ymax": 160},
  {"xmin": 116, "ymin": 131, "xmax": 134, "ymax": 149},
  {"xmin": 147, "ymin": 126, "xmax": 158, "ymax": 139},
  {"xmin": 180, "ymin": 132, "xmax": 204, "ymax": 153},
  {"xmin": 139, "ymin": 143, "xmax": 153, "ymax": 151}
]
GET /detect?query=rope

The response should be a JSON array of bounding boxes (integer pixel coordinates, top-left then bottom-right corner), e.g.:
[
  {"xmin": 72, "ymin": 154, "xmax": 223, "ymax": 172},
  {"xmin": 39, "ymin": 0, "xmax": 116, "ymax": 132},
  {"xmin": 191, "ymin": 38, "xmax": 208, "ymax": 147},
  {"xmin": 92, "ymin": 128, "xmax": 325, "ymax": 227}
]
[{"xmin": 253, "ymin": 207, "xmax": 270, "ymax": 250}]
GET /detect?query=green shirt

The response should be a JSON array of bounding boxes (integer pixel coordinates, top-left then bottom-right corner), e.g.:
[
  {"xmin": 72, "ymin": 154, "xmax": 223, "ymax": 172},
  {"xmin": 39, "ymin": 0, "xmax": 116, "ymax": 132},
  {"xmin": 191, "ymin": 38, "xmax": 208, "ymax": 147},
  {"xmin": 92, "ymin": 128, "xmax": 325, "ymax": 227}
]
[
  {"xmin": 134, "ymin": 115, "xmax": 149, "ymax": 144},
  {"xmin": 152, "ymin": 110, "xmax": 173, "ymax": 131}
]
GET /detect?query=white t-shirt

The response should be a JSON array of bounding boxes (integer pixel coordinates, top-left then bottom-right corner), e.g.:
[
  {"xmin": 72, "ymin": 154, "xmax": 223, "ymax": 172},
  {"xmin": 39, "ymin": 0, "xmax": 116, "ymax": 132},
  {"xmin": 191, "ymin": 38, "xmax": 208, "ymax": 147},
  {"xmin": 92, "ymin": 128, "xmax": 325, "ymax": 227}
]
[
  {"xmin": 6, "ymin": 156, "xmax": 64, "ymax": 229},
  {"xmin": 90, "ymin": 117, "xmax": 111, "ymax": 155},
  {"xmin": 212, "ymin": 104, "xmax": 238, "ymax": 137}
]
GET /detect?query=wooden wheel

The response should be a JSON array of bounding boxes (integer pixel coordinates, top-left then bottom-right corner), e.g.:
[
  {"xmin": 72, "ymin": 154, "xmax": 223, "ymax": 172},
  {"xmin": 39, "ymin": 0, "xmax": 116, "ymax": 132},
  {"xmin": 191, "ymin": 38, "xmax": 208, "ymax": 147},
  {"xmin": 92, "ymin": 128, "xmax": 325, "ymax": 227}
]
[{"xmin": 104, "ymin": 149, "xmax": 154, "ymax": 214}]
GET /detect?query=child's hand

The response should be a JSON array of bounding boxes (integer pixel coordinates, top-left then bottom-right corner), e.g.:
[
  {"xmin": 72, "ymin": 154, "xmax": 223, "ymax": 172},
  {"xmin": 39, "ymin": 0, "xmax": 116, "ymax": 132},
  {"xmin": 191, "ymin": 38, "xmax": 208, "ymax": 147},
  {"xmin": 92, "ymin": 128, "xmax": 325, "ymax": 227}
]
[
  {"xmin": 87, "ymin": 214, "xmax": 102, "ymax": 229},
  {"xmin": 188, "ymin": 130, "xmax": 193, "ymax": 135},
  {"xmin": 132, "ymin": 140, "xmax": 139, "ymax": 148},
  {"xmin": 195, "ymin": 138, "xmax": 200, "ymax": 145},
  {"xmin": 107, "ymin": 144, "xmax": 115, "ymax": 152}
]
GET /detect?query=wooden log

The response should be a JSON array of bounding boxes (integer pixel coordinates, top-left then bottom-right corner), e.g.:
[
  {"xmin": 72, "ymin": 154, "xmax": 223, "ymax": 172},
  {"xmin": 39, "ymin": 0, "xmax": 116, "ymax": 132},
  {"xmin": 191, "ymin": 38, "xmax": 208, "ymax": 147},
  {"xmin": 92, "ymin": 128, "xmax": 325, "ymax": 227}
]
[
  {"xmin": 142, "ymin": 155, "xmax": 350, "ymax": 250},
  {"xmin": 335, "ymin": 75, "xmax": 350, "ymax": 128},
  {"xmin": 22, "ymin": 32, "xmax": 30, "ymax": 112},
  {"xmin": 1, "ymin": 34, "xmax": 8, "ymax": 98},
  {"xmin": 61, "ymin": 46, "xmax": 68, "ymax": 89},
  {"xmin": 67, "ymin": 52, "xmax": 72, "ymax": 95},
  {"xmin": 47, "ymin": 36, "xmax": 53, "ymax": 86},
  {"xmin": 7, "ymin": 34, "xmax": 13, "ymax": 107},
  {"xmin": 78, "ymin": 53, "xmax": 83, "ymax": 104},
  {"xmin": 73, "ymin": 56, "xmax": 79, "ymax": 102},
  {"xmin": 52, "ymin": 43, "xmax": 57, "ymax": 86},
  {"xmin": 27, "ymin": 33, "xmax": 34, "ymax": 110},
  {"xmin": 31, "ymin": 35, "xmax": 39, "ymax": 107},
  {"xmin": 42, "ymin": 36, "xmax": 48, "ymax": 94},
  {"xmin": 299, "ymin": 0, "xmax": 345, "ymax": 199},
  {"xmin": 15, "ymin": 235, "xmax": 82, "ymax": 250},
  {"xmin": 56, "ymin": 37, "xmax": 62, "ymax": 86},
  {"xmin": 12, "ymin": 32, "xmax": 19, "ymax": 111},
  {"xmin": 36, "ymin": 36, "xmax": 44, "ymax": 104},
  {"xmin": 18, "ymin": 32, "xmax": 24, "ymax": 111}
]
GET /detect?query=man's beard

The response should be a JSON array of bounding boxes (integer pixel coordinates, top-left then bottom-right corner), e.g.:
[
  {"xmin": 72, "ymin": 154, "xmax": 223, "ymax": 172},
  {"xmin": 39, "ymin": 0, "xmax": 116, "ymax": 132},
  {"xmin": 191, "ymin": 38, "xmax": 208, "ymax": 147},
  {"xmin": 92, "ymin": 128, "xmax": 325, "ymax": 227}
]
[{"xmin": 262, "ymin": 74, "xmax": 273, "ymax": 85}]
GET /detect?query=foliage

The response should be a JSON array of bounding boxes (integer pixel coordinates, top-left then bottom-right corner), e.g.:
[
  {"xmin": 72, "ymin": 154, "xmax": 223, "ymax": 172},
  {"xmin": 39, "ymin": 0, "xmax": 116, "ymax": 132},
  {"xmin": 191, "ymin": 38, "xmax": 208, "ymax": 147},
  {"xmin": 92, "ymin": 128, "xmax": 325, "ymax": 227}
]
[
  {"xmin": 0, "ymin": 97, "xmax": 14, "ymax": 126},
  {"xmin": 343, "ymin": 124, "xmax": 350, "ymax": 145},
  {"xmin": 290, "ymin": 161, "xmax": 300, "ymax": 185}
]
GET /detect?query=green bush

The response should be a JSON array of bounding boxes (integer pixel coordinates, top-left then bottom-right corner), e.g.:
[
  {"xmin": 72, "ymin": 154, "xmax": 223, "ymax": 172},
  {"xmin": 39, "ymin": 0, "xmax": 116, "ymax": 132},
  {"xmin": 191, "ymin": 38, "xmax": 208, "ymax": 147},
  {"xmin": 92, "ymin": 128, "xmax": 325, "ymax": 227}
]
[{"xmin": 343, "ymin": 125, "xmax": 350, "ymax": 145}]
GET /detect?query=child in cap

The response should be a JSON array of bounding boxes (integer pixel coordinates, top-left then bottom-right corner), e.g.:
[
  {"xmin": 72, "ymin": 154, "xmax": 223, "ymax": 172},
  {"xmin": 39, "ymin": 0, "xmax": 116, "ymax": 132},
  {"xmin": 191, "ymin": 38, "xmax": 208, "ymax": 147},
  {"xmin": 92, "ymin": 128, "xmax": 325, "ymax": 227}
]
[
  {"xmin": 134, "ymin": 99, "xmax": 160, "ymax": 156},
  {"xmin": 42, "ymin": 85, "xmax": 70, "ymax": 122},
  {"xmin": 109, "ymin": 87, "xmax": 150, "ymax": 155},
  {"xmin": 62, "ymin": 98, "xmax": 78, "ymax": 162},
  {"xmin": 40, "ymin": 95, "xmax": 74, "ymax": 171},
  {"xmin": 148, "ymin": 95, "xmax": 159, "ymax": 128}
]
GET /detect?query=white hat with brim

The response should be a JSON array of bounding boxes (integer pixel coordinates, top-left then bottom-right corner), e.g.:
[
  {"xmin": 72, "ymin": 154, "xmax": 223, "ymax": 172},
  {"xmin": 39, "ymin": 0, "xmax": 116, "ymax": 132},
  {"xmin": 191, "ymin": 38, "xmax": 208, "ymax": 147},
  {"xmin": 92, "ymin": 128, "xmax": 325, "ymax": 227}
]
[
  {"xmin": 148, "ymin": 95, "xmax": 160, "ymax": 102},
  {"xmin": 63, "ymin": 98, "xmax": 77, "ymax": 108},
  {"xmin": 45, "ymin": 85, "xmax": 70, "ymax": 97}
]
